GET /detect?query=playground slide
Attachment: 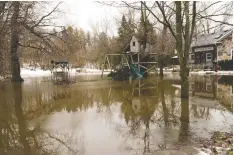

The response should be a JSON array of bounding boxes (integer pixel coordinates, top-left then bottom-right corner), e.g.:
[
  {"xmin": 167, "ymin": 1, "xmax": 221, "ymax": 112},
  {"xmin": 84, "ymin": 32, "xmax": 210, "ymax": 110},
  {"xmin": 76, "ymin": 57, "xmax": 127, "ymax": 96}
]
[{"xmin": 130, "ymin": 64, "xmax": 144, "ymax": 78}]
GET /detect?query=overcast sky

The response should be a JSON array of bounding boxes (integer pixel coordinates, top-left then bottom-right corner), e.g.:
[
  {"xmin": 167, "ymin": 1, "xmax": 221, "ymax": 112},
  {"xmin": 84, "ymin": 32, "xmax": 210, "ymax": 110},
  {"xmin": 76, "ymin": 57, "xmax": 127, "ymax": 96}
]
[
  {"xmin": 55, "ymin": 1, "xmax": 232, "ymax": 36},
  {"xmin": 59, "ymin": 1, "xmax": 121, "ymax": 36}
]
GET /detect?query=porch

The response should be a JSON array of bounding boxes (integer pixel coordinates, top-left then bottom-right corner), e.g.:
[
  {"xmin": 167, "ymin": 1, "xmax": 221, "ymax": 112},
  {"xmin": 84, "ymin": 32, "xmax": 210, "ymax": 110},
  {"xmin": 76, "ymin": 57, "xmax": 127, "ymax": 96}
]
[{"xmin": 189, "ymin": 46, "xmax": 217, "ymax": 70}]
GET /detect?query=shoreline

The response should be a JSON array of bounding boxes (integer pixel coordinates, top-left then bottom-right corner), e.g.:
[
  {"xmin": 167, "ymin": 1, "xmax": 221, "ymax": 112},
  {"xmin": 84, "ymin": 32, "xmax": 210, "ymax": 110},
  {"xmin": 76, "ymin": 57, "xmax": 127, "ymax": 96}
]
[
  {"xmin": 0, "ymin": 69, "xmax": 233, "ymax": 80},
  {"xmin": 152, "ymin": 70, "xmax": 233, "ymax": 76},
  {"xmin": 189, "ymin": 71, "xmax": 233, "ymax": 75}
]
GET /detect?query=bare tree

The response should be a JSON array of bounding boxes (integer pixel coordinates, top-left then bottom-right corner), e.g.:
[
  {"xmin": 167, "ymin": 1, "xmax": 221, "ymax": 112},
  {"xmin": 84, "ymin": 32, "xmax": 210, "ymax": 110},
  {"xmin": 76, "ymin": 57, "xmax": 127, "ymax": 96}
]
[
  {"xmin": 195, "ymin": 1, "xmax": 233, "ymax": 34},
  {"xmin": 100, "ymin": 1, "xmax": 232, "ymax": 98},
  {"xmin": 10, "ymin": 2, "xmax": 23, "ymax": 82},
  {"xmin": 142, "ymin": 1, "xmax": 196, "ymax": 98},
  {"xmin": 8, "ymin": 1, "xmax": 64, "ymax": 81}
]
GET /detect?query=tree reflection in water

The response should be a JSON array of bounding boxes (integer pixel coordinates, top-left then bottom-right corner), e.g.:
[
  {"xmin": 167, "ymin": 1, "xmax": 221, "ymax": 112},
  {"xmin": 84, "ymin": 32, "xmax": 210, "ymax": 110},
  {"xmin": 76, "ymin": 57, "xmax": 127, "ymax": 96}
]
[
  {"xmin": 13, "ymin": 83, "xmax": 32, "ymax": 154},
  {"xmin": 0, "ymin": 74, "xmax": 232, "ymax": 155},
  {"xmin": 159, "ymin": 77, "xmax": 169, "ymax": 127},
  {"xmin": 0, "ymin": 83, "xmax": 81, "ymax": 155}
]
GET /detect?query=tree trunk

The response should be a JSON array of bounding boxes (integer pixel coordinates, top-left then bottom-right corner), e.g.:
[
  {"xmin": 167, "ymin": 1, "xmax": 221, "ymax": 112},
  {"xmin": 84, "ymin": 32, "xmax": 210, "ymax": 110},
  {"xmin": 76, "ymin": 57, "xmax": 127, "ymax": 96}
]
[
  {"xmin": 159, "ymin": 21, "xmax": 167, "ymax": 77},
  {"xmin": 180, "ymin": 73, "xmax": 189, "ymax": 98},
  {"xmin": 180, "ymin": 2, "xmax": 190, "ymax": 98},
  {"xmin": 178, "ymin": 98, "xmax": 189, "ymax": 142},
  {"xmin": 141, "ymin": 2, "xmax": 147, "ymax": 52},
  {"xmin": 10, "ymin": 2, "xmax": 23, "ymax": 82},
  {"xmin": 180, "ymin": 57, "xmax": 189, "ymax": 98},
  {"xmin": 180, "ymin": 98, "xmax": 189, "ymax": 121},
  {"xmin": 176, "ymin": 1, "xmax": 190, "ymax": 98},
  {"xmin": 159, "ymin": 58, "xmax": 163, "ymax": 77}
]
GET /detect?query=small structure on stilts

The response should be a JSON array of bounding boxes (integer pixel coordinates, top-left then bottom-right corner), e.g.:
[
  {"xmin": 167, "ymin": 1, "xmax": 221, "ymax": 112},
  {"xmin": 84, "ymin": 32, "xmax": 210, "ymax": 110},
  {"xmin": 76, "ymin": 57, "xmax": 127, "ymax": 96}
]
[
  {"xmin": 101, "ymin": 36, "xmax": 158, "ymax": 80},
  {"xmin": 51, "ymin": 60, "xmax": 73, "ymax": 84}
]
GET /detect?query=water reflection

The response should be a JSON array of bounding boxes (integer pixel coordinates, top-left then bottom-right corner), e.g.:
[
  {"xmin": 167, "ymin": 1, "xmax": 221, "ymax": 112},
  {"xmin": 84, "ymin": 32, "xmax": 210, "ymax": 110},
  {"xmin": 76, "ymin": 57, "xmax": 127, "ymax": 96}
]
[
  {"xmin": 0, "ymin": 75, "xmax": 232, "ymax": 154},
  {"xmin": 170, "ymin": 75, "xmax": 233, "ymax": 112},
  {"xmin": 13, "ymin": 83, "xmax": 32, "ymax": 154},
  {"xmin": 159, "ymin": 77, "xmax": 169, "ymax": 126},
  {"xmin": 0, "ymin": 83, "xmax": 81, "ymax": 155}
]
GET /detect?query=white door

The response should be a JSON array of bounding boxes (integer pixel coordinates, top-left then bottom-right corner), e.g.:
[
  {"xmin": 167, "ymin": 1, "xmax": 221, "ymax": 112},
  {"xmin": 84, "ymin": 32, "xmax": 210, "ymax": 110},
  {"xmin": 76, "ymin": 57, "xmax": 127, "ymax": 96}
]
[{"xmin": 206, "ymin": 53, "xmax": 212, "ymax": 62}]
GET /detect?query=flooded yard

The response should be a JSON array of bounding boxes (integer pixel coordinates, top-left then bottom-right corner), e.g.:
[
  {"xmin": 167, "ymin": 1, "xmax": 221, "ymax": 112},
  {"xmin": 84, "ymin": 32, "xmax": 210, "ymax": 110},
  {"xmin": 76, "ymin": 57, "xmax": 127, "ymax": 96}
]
[{"xmin": 0, "ymin": 74, "xmax": 232, "ymax": 155}]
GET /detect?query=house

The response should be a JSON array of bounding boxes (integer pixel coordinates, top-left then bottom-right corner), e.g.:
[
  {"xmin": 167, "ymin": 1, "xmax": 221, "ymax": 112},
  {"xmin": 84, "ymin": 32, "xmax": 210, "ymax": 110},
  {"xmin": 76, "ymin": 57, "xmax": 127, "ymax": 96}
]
[
  {"xmin": 188, "ymin": 29, "xmax": 233, "ymax": 70},
  {"xmin": 124, "ymin": 36, "xmax": 153, "ymax": 53}
]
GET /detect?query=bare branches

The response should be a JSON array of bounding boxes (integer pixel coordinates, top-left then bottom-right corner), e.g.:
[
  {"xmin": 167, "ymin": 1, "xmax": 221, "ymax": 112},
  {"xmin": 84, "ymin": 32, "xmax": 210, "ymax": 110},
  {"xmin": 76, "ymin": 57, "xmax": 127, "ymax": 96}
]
[
  {"xmin": 18, "ymin": 42, "xmax": 50, "ymax": 54},
  {"xmin": 45, "ymin": 132, "xmax": 80, "ymax": 154},
  {"xmin": 197, "ymin": 14, "xmax": 233, "ymax": 26},
  {"xmin": 18, "ymin": 1, "xmax": 69, "ymax": 60},
  {"xmin": 197, "ymin": 1, "xmax": 222, "ymax": 14},
  {"xmin": 195, "ymin": 1, "xmax": 233, "ymax": 31},
  {"xmin": 164, "ymin": 2, "xmax": 176, "ymax": 13},
  {"xmin": 141, "ymin": 2, "xmax": 167, "ymax": 26},
  {"xmin": 122, "ymin": 1, "xmax": 141, "ymax": 10},
  {"xmin": 31, "ymin": 2, "xmax": 62, "ymax": 29},
  {"xmin": 197, "ymin": 13, "xmax": 233, "ymax": 18},
  {"xmin": 0, "ymin": 2, "xmax": 6, "ymax": 15},
  {"xmin": 175, "ymin": 1, "xmax": 182, "ymax": 53},
  {"xmin": 155, "ymin": 1, "xmax": 177, "ymax": 41},
  {"xmin": 96, "ymin": 1, "xmax": 141, "ymax": 10}
]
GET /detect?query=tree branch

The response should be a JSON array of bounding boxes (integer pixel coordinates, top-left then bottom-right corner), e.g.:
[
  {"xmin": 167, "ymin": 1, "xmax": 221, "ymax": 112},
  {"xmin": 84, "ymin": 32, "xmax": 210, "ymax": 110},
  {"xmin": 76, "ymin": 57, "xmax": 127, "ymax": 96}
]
[
  {"xmin": 197, "ymin": 1, "xmax": 222, "ymax": 14},
  {"xmin": 31, "ymin": 2, "xmax": 62, "ymax": 29},
  {"xmin": 155, "ymin": 1, "xmax": 178, "ymax": 41},
  {"xmin": 198, "ymin": 14, "xmax": 233, "ymax": 26},
  {"xmin": 139, "ymin": 2, "xmax": 165, "ymax": 26},
  {"xmin": 122, "ymin": 1, "xmax": 141, "ymax": 10}
]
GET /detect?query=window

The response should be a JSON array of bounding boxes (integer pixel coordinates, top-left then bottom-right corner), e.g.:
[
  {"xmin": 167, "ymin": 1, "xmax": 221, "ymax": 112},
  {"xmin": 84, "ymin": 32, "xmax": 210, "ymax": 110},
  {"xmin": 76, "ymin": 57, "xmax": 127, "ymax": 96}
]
[
  {"xmin": 191, "ymin": 54, "xmax": 195, "ymax": 60},
  {"xmin": 132, "ymin": 41, "xmax": 135, "ymax": 46},
  {"xmin": 196, "ymin": 54, "xmax": 200, "ymax": 63},
  {"xmin": 206, "ymin": 53, "xmax": 212, "ymax": 62}
]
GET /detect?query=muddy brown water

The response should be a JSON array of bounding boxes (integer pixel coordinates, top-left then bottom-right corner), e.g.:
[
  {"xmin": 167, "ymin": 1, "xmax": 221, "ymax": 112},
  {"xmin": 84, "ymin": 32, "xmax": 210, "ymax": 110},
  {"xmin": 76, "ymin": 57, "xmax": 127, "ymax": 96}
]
[{"xmin": 0, "ymin": 74, "xmax": 232, "ymax": 155}]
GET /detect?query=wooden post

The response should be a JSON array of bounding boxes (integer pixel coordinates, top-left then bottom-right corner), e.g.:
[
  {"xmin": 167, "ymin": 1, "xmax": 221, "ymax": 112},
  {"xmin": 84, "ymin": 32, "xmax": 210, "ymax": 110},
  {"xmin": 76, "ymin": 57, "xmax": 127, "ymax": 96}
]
[
  {"xmin": 156, "ymin": 54, "xmax": 158, "ymax": 75},
  {"xmin": 101, "ymin": 64, "xmax": 104, "ymax": 78},
  {"xmin": 101, "ymin": 56, "xmax": 107, "ymax": 78},
  {"xmin": 124, "ymin": 55, "xmax": 130, "ymax": 69},
  {"xmin": 138, "ymin": 53, "xmax": 140, "ymax": 71},
  {"xmin": 138, "ymin": 79, "xmax": 141, "ymax": 97},
  {"xmin": 130, "ymin": 55, "xmax": 134, "ymax": 64},
  {"xmin": 172, "ymin": 58, "xmax": 174, "ymax": 71},
  {"xmin": 106, "ymin": 56, "xmax": 111, "ymax": 71}
]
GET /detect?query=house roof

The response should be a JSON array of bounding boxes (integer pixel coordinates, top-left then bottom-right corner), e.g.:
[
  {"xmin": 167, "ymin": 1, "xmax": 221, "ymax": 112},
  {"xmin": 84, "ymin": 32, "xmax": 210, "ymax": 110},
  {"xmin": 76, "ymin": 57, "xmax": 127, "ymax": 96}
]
[
  {"xmin": 53, "ymin": 61, "xmax": 69, "ymax": 65},
  {"xmin": 216, "ymin": 29, "xmax": 233, "ymax": 43},
  {"xmin": 191, "ymin": 29, "xmax": 233, "ymax": 47}
]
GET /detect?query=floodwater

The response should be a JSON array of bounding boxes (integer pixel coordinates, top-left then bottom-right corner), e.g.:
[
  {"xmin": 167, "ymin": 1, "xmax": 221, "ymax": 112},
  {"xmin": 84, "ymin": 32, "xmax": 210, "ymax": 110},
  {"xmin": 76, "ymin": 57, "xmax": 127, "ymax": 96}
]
[{"xmin": 0, "ymin": 74, "xmax": 232, "ymax": 155}]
